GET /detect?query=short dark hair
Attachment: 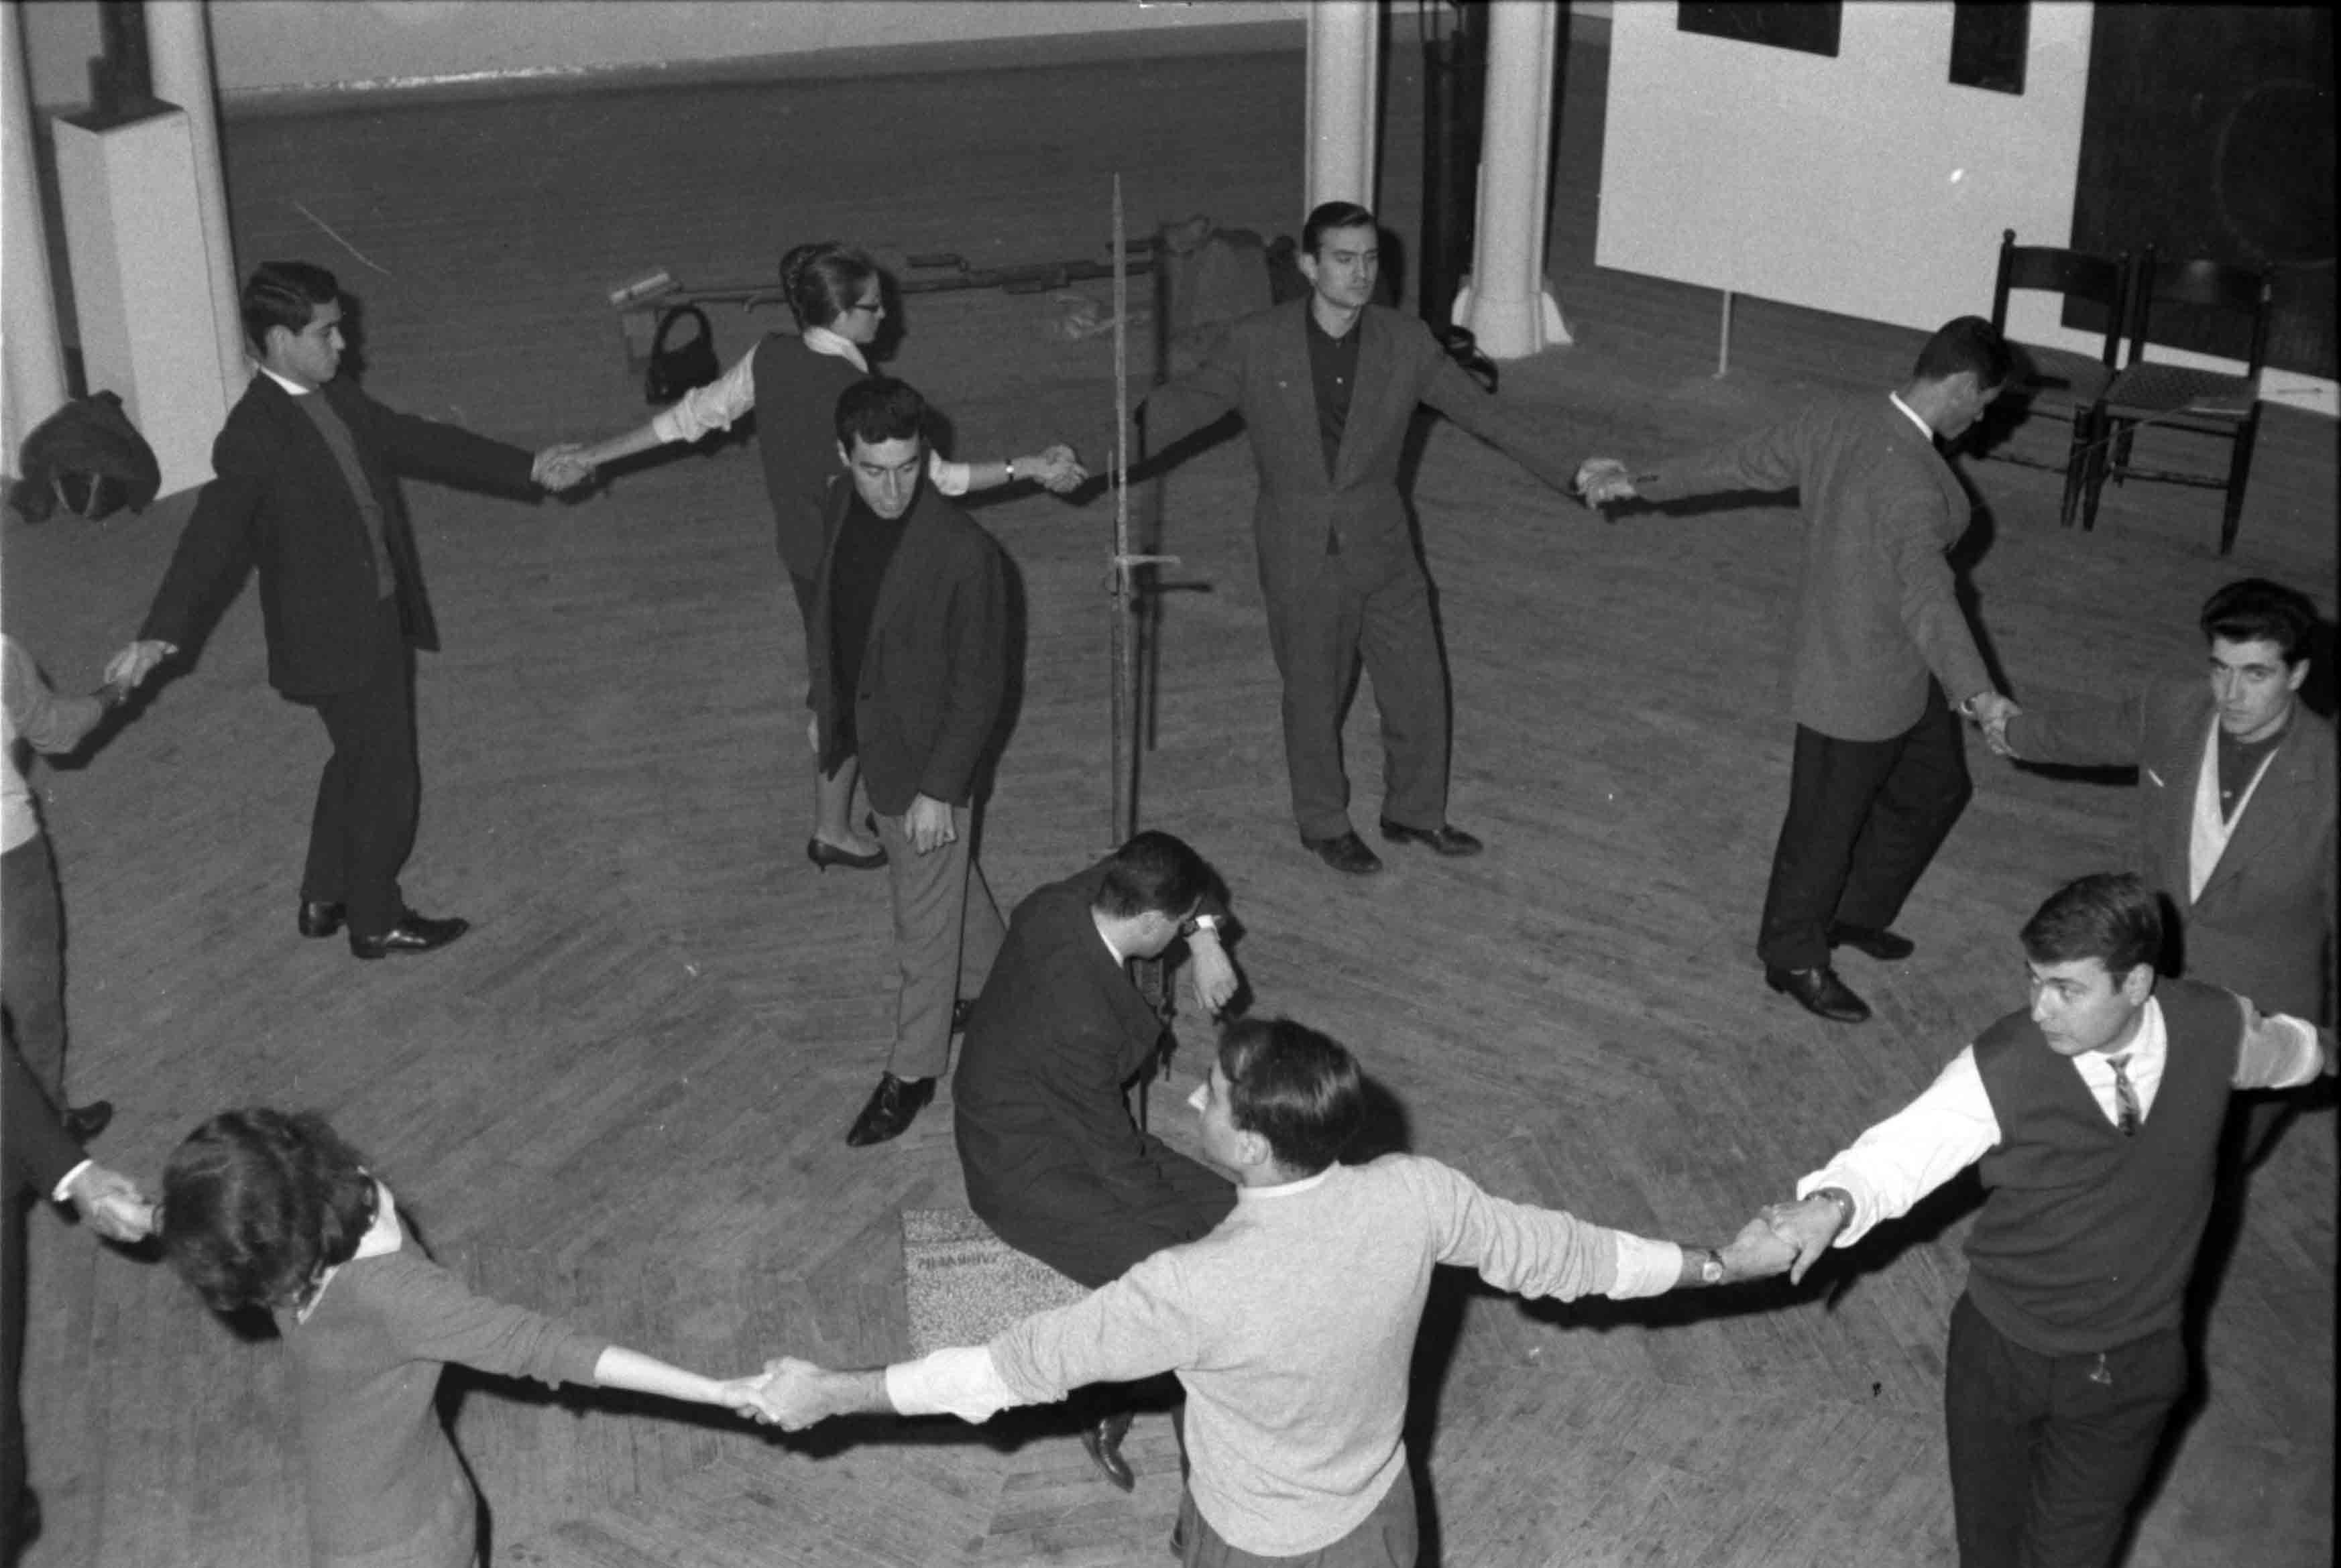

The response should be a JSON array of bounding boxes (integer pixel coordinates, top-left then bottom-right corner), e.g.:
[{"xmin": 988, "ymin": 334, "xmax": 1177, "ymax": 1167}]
[
  {"xmin": 1216, "ymin": 1017, "xmax": 1364, "ymax": 1175},
  {"xmin": 2200, "ymin": 577, "xmax": 2318, "ymax": 668},
  {"xmin": 2018, "ymin": 872, "xmax": 2163, "ymax": 979},
  {"xmin": 158, "ymin": 1108, "xmax": 378, "ymax": 1315},
  {"xmin": 1093, "ymin": 831, "xmax": 1214, "ymax": 920},
  {"xmin": 834, "ymin": 377, "xmax": 928, "ymax": 452},
  {"xmin": 779, "ymin": 241, "xmax": 881, "ymax": 333},
  {"xmin": 1912, "ymin": 315, "xmax": 2014, "ymax": 389},
  {"xmin": 240, "ymin": 261, "xmax": 339, "ymax": 355},
  {"xmin": 1302, "ymin": 201, "xmax": 1377, "ymax": 257}
]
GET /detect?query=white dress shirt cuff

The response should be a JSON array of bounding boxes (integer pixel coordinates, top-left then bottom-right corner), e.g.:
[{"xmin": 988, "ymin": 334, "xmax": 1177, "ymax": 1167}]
[
  {"xmin": 885, "ymin": 1347, "xmax": 1021, "ymax": 1423},
  {"xmin": 51, "ymin": 1158, "xmax": 92, "ymax": 1205},
  {"xmin": 1607, "ymin": 1232, "xmax": 1685, "ymax": 1299}
]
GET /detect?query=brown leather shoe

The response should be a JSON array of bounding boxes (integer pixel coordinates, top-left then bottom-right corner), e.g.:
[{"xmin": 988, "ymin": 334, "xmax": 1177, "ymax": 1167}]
[
  {"xmin": 1302, "ymin": 831, "xmax": 1383, "ymax": 876},
  {"xmin": 845, "ymin": 1073, "xmax": 933, "ymax": 1147},
  {"xmin": 1765, "ymin": 965, "xmax": 1871, "ymax": 1024},
  {"xmin": 1078, "ymin": 1410, "xmax": 1136, "ymax": 1491}
]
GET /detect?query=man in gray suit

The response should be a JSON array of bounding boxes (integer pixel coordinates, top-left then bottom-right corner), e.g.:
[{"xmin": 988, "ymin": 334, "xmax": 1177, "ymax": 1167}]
[
  {"xmin": 1580, "ymin": 319, "xmax": 2021, "ymax": 1024},
  {"xmin": 1140, "ymin": 202, "xmax": 1584, "ymax": 876}
]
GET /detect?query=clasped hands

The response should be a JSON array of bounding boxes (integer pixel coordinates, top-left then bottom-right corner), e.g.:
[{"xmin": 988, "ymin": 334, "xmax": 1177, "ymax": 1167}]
[
  {"xmin": 1709, "ymin": 1193, "xmax": 1860, "ymax": 1288},
  {"xmin": 1574, "ymin": 457, "xmax": 1638, "ymax": 509},
  {"xmin": 532, "ymin": 444, "xmax": 597, "ymax": 493},
  {"xmin": 711, "ymin": 1357, "xmax": 848, "ymax": 1432}
]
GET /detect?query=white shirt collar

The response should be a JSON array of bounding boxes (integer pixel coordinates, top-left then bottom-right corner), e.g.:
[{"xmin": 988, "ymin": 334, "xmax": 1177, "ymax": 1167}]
[
  {"xmin": 2075, "ymin": 996, "xmax": 2166, "ymax": 1083},
  {"xmin": 1887, "ymin": 390, "xmax": 1933, "ymax": 439},
  {"xmin": 1236, "ymin": 1166, "xmax": 1335, "ymax": 1202},
  {"xmin": 295, "ymin": 1179, "xmax": 402, "ymax": 1323},
  {"xmin": 803, "ymin": 325, "xmax": 869, "ymax": 373},
  {"xmin": 258, "ymin": 363, "xmax": 313, "ymax": 397}
]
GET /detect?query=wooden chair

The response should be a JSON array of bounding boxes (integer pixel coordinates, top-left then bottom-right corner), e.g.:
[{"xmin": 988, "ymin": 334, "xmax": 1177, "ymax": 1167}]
[
  {"xmin": 2081, "ymin": 247, "xmax": 2273, "ymax": 554},
  {"xmin": 1984, "ymin": 228, "xmax": 2129, "ymax": 528}
]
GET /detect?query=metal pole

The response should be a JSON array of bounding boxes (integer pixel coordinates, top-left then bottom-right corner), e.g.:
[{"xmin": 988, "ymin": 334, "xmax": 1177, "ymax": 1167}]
[{"xmin": 1110, "ymin": 175, "xmax": 1135, "ymax": 849}]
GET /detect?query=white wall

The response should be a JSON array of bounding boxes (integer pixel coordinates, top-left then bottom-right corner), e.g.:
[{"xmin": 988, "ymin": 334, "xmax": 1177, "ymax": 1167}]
[
  {"xmin": 1598, "ymin": 1, "xmax": 2093, "ymax": 349},
  {"xmin": 1595, "ymin": 1, "xmax": 2332, "ymax": 412}
]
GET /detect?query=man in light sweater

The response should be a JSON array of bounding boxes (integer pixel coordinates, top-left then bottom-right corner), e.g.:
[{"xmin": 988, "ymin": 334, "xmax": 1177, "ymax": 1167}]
[
  {"xmin": 753, "ymin": 1017, "xmax": 1795, "ymax": 1566},
  {"xmin": 1760, "ymin": 872, "xmax": 2334, "ymax": 1568},
  {"xmin": 1579, "ymin": 318, "xmax": 2022, "ymax": 1025}
]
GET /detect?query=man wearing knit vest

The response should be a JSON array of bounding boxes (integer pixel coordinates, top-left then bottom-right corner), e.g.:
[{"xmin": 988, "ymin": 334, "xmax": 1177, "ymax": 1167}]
[
  {"xmin": 1761, "ymin": 872, "xmax": 2333, "ymax": 1568},
  {"xmin": 748, "ymin": 1018, "xmax": 1797, "ymax": 1567},
  {"xmin": 1578, "ymin": 318, "xmax": 2023, "ymax": 1026}
]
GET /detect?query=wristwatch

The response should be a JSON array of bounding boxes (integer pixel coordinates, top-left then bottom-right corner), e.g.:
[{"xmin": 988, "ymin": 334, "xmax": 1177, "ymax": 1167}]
[
  {"xmin": 1182, "ymin": 913, "xmax": 1220, "ymax": 937},
  {"xmin": 1815, "ymin": 1187, "xmax": 1856, "ymax": 1232},
  {"xmin": 1697, "ymin": 1247, "xmax": 1725, "ymax": 1285}
]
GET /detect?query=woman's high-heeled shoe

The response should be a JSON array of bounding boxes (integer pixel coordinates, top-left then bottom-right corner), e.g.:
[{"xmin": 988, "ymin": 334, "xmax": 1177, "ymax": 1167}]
[{"xmin": 807, "ymin": 836, "xmax": 887, "ymax": 872}]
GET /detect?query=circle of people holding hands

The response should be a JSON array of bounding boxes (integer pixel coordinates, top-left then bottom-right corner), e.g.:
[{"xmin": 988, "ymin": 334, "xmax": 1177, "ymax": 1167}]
[{"xmin": 9, "ymin": 198, "xmax": 2332, "ymax": 1568}]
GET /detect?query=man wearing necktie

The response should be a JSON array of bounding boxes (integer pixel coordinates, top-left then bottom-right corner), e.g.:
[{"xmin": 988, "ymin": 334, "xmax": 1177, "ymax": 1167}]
[
  {"xmin": 1756, "ymin": 872, "xmax": 2334, "ymax": 1568},
  {"xmin": 103, "ymin": 262, "xmax": 591, "ymax": 959}
]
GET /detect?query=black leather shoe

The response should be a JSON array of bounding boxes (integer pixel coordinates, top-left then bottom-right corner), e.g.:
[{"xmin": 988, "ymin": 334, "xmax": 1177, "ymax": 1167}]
[
  {"xmin": 298, "ymin": 900, "xmax": 346, "ymax": 939},
  {"xmin": 349, "ymin": 912, "xmax": 471, "ymax": 960},
  {"xmin": 1765, "ymin": 965, "xmax": 1872, "ymax": 1024},
  {"xmin": 1378, "ymin": 819, "xmax": 1485, "ymax": 857},
  {"xmin": 951, "ymin": 998, "xmax": 975, "ymax": 1034},
  {"xmin": 806, "ymin": 837, "xmax": 887, "ymax": 872},
  {"xmin": 845, "ymin": 1073, "xmax": 933, "ymax": 1147},
  {"xmin": 1828, "ymin": 922, "xmax": 1916, "ymax": 961},
  {"xmin": 1078, "ymin": 1410, "xmax": 1136, "ymax": 1492},
  {"xmin": 1302, "ymin": 831, "xmax": 1383, "ymax": 876},
  {"xmin": 61, "ymin": 1100, "xmax": 115, "ymax": 1143}
]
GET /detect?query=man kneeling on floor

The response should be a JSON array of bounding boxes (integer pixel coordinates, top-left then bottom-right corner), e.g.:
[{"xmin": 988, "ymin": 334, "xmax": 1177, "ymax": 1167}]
[{"xmin": 751, "ymin": 1017, "xmax": 1794, "ymax": 1567}]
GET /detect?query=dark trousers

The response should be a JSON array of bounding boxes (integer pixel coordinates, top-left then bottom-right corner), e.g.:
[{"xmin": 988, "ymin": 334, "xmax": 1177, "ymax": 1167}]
[
  {"xmin": 974, "ymin": 1140, "xmax": 1236, "ymax": 1290},
  {"xmin": 3, "ymin": 1181, "xmax": 32, "ymax": 1564},
  {"xmin": 299, "ymin": 603, "xmax": 420, "ymax": 939},
  {"xmin": 1, "ymin": 837, "xmax": 66, "ymax": 1101},
  {"xmin": 1944, "ymin": 1293, "xmax": 2185, "ymax": 1568},
  {"xmin": 1758, "ymin": 682, "xmax": 1972, "ymax": 971},
  {"xmin": 1265, "ymin": 556, "xmax": 1450, "ymax": 841}
]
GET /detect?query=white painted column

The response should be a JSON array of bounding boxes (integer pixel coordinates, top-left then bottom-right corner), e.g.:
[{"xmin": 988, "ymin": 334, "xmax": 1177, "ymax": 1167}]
[
  {"xmin": 1456, "ymin": 0, "xmax": 1570, "ymax": 356},
  {"xmin": 3, "ymin": 0, "xmax": 70, "ymax": 472},
  {"xmin": 1304, "ymin": 0, "xmax": 1379, "ymax": 215},
  {"xmin": 147, "ymin": 0, "xmax": 241, "ymax": 401}
]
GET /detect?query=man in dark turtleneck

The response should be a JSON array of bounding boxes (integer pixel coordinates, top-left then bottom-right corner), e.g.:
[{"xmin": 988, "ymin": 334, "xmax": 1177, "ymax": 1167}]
[{"xmin": 809, "ymin": 377, "xmax": 1011, "ymax": 1148}]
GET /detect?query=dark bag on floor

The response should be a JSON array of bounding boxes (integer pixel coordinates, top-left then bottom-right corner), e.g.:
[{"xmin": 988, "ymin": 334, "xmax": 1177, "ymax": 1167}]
[
  {"xmin": 9, "ymin": 389, "xmax": 161, "ymax": 522},
  {"xmin": 644, "ymin": 304, "xmax": 720, "ymax": 405}
]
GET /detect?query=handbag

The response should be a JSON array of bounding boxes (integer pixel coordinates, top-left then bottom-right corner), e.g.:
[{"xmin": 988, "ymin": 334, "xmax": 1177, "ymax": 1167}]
[{"xmin": 643, "ymin": 304, "xmax": 720, "ymax": 405}]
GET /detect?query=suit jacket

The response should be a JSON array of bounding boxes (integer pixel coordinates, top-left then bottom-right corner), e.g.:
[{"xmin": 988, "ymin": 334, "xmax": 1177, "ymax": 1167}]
[
  {"xmin": 139, "ymin": 372, "xmax": 536, "ymax": 698},
  {"xmin": 953, "ymin": 860, "xmax": 1226, "ymax": 1222},
  {"xmin": 1141, "ymin": 299, "xmax": 1577, "ymax": 599},
  {"xmin": 3, "ymin": 1044, "xmax": 82, "ymax": 1201},
  {"xmin": 807, "ymin": 480, "xmax": 1009, "ymax": 815},
  {"xmin": 2006, "ymin": 682, "xmax": 2337, "ymax": 1020},
  {"xmin": 1640, "ymin": 394, "xmax": 1992, "ymax": 741}
]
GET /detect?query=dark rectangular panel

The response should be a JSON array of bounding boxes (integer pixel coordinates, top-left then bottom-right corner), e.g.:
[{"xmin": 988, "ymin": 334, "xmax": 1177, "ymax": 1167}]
[{"xmin": 1677, "ymin": 3, "xmax": 1841, "ymax": 58}]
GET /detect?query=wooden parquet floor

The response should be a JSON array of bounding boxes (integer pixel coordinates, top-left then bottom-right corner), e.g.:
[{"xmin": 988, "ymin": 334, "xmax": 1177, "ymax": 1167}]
[{"xmin": 6, "ymin": 32, "xmax": 2332, "ymax": 1568}]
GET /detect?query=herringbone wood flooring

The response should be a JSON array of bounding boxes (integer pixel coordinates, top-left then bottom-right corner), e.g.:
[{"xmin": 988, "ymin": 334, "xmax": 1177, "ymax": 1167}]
[{"xmin": 6, "ymin": 32, "xmax": 2332, "ymax": 1568}]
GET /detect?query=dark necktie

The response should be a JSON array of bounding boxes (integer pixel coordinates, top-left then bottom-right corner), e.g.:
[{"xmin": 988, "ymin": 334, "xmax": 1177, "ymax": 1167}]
[{"xmin": 2108, "ymin": 1054, "xmax": 2140, "ymax": 1136}]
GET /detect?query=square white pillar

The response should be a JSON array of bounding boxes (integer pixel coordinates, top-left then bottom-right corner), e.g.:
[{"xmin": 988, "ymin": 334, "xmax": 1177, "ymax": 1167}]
[{"xmin": 54, "ymin": 105, "xmax": 232, "ymax": 497}]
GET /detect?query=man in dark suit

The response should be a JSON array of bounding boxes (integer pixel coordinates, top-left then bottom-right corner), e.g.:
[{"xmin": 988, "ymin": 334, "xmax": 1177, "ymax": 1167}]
[
  {"xmin": 3, "ymin": 1044, "xmax": 148, "ymax": 1563},
  {"xmin": 1579, "ymin": 318, "xmax": 2022, "ymax": 1024},
  {"xmin": 105, "ymin": 261, "xmax": 588, "ymax": 959},
  {"xmin": 1994, "ymin": 579, "xmax": 2334, "ymax": 1023},
  {"xmin": 1139, "ymin": 202, "xmax": 1585, "ymax": 876},
  {"xmin": 953, "ymin": 831, "xmax": 1241, "ymax": 1483},
  {"xmin": 810, "ymin": 378, "xmax": 1012, "ymax": 1147}
]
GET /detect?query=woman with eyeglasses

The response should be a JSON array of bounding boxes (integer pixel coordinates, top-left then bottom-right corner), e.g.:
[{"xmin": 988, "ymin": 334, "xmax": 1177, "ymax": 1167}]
[
  {"xmin": 569, "ymin": 243, "xmax": 1086, "ymax": 873},
  {"xmin": 156, "ymin": 1107, "xmax": 769, "ymax": 1568}
]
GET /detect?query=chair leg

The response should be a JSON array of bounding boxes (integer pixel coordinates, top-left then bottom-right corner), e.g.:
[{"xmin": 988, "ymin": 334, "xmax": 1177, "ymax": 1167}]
[
  {"xmin": 2218, "ymin": 414, "xmax": 2260, "ymax": 556},
  {"xmin": 2059, "ymin": 414, "xmax": 2093, "ymax": 528},
  {"xmin": 2080, "ymin": 415, "xmax": 2120, "ymax": 533},
  {"xmin": 2109, "ymin": 418, "xmax": 2135, "ymax": 489}
]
